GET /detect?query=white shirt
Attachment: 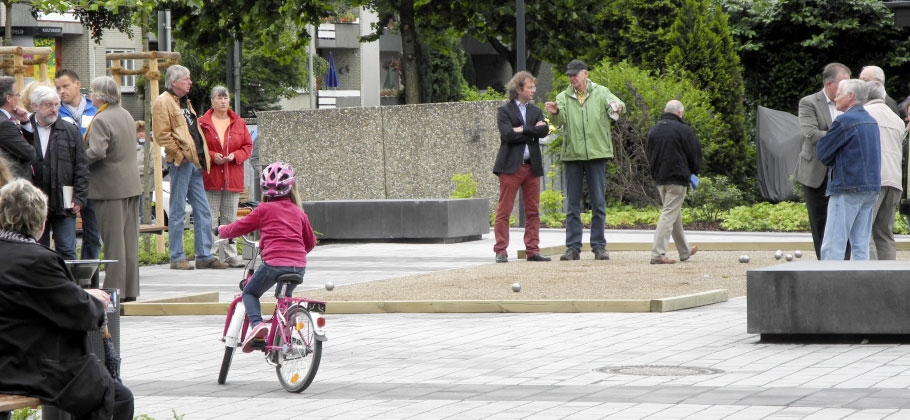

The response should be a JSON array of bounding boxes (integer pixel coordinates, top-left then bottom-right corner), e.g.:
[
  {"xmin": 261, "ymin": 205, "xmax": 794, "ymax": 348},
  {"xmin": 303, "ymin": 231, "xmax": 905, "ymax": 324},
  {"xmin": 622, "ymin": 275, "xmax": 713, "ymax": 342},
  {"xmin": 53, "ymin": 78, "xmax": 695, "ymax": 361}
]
[
  {"xmin": 515, "ymin": 100, "xmax": 530, "ymax": 161},
  {"xmin": 36, "ymin": 123, "xmax": 52, "ymax": 158}
]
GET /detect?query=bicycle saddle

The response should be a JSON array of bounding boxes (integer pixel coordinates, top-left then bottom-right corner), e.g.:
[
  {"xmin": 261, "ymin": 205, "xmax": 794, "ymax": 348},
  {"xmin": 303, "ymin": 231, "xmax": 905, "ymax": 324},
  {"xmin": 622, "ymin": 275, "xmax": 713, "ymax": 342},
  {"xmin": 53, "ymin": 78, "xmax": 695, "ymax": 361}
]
[{"xmin": 277, "ymin": 273, "xmax": 304, "ymax": 285}]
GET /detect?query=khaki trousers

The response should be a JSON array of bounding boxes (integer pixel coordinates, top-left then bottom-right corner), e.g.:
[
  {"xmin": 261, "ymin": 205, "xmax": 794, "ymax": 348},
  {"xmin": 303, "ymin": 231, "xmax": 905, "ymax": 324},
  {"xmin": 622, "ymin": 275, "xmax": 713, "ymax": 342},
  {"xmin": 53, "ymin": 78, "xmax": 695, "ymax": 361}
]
[{"xmin": 651, "ymin": 184, "xmax": 693, "ymax": 260}]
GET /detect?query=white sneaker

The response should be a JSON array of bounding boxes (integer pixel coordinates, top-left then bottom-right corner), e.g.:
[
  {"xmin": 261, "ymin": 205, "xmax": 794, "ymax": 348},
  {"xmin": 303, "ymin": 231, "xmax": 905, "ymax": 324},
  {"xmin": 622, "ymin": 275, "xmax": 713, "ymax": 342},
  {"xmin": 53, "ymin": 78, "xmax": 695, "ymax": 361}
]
[{"xmin": 241, "ymin": 323, "xmax": 269, "ymax": 353}]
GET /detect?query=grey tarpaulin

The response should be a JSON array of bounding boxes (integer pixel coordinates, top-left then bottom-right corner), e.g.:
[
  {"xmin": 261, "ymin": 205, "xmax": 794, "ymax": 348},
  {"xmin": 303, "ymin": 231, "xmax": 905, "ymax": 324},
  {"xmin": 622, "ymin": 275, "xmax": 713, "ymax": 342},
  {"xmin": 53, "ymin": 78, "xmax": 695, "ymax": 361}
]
[{"xmin": 756, "ymin": 106, "xmax": 801, "ymax": 203}]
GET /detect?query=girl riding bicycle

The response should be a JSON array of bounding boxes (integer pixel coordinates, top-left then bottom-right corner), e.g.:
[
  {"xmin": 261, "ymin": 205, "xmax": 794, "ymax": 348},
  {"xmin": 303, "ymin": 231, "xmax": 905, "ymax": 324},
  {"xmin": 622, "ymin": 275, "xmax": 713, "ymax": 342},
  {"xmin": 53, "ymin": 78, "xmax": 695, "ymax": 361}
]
[{"xmin": 215, "ymin": 162, "xmax": 317, "ymax": 352}]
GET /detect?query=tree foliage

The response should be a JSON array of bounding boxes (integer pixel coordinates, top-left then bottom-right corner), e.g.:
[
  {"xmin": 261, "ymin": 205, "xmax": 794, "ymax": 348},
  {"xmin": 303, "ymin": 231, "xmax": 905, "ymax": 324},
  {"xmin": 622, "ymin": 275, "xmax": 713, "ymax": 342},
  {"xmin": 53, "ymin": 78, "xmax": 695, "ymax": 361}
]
[
  {"xmin": 719, "ymin": 0, "xmax": 910, "ymax": 113},
  {"xmin": 665, "ymin": 0, "xmax": 751, "ymax": 186}
]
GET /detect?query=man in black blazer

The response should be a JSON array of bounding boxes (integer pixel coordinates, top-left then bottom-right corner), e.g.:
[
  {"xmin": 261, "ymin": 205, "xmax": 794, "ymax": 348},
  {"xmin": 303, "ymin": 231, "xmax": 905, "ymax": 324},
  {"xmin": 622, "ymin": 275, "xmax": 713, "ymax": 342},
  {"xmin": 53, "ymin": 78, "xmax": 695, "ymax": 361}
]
[
  {"xmin": 0, "ymin": 77, "xmax": 37, "ymax": 180},
  {"xmin": 492, "ymin": 71, "xmax": 551, "ymax": 263}
]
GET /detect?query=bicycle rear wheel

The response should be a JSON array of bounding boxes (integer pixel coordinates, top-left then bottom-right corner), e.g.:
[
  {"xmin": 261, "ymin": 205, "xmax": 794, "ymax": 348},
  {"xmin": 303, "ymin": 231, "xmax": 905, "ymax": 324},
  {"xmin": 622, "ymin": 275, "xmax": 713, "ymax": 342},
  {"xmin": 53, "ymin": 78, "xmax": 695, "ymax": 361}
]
[
  {"xmin": 218, "ymin": 346, "xmax": 235, "ymax": 384},
  {"xmin": 273, "ymin": 303, "xmax": 322, "ymax": 392}
]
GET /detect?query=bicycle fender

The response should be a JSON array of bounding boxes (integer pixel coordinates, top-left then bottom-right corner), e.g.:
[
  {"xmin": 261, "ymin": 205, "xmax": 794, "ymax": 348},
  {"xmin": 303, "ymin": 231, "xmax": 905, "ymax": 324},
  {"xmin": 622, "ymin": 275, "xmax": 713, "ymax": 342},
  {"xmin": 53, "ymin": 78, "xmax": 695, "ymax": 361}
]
[{"xmin": 311, "ymin": 312, "xmax": 328, "ymax": 342}]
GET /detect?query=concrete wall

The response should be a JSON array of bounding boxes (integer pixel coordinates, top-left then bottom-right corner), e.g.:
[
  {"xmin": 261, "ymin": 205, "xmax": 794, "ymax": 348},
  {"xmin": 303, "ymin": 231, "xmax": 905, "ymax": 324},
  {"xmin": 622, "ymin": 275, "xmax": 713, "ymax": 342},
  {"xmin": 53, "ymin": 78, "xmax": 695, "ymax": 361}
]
[{"xmin": 256, "ymin": 101, "xmax": 503, "ymax": 209}]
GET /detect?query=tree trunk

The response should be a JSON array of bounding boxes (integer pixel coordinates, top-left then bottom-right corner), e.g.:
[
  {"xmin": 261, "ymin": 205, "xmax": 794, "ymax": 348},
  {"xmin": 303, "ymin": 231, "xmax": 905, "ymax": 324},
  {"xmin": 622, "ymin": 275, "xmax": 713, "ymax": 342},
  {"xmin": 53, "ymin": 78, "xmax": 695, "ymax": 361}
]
[{"xmin": 398, "ymin": 0, "xmax": 422, "ymax": 104}]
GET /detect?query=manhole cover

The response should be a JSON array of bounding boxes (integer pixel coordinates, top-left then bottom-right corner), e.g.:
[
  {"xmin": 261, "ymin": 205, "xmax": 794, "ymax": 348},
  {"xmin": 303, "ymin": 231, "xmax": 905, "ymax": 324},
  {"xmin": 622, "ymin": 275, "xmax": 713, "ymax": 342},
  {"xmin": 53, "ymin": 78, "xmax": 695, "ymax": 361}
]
[{"xmin": 597, "ymin": 365, "xmax": 724, "ymax": 376}]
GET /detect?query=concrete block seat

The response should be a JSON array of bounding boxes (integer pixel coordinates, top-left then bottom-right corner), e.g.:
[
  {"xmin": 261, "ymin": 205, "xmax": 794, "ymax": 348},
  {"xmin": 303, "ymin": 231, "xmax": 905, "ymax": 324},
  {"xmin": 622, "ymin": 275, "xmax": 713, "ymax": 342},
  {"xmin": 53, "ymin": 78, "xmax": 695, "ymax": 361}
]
[
  {"xmin": 303, "ymin": 198, "xmax": 489, "ymax": 243},
  {"xmin": 748, "ymin": 260, "xmax": 910, "ymax": 339}
]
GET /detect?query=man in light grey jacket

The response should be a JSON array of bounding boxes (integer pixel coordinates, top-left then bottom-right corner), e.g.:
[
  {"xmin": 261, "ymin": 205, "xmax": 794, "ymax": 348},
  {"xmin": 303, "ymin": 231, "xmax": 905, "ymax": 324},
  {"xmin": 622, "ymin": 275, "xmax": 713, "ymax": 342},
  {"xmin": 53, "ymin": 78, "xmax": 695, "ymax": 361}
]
[{"xmin": 863, "ymin": 80, "xmax": 906, "ymax": 260}]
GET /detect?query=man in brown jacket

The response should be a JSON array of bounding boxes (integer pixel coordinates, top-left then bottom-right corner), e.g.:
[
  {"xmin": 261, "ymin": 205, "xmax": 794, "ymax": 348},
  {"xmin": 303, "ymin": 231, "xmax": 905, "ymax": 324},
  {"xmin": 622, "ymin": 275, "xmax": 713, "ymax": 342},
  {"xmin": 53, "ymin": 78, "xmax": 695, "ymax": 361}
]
[{"xmin": 152, "ymin": 65, "xmax": 227, "ymax": 270}]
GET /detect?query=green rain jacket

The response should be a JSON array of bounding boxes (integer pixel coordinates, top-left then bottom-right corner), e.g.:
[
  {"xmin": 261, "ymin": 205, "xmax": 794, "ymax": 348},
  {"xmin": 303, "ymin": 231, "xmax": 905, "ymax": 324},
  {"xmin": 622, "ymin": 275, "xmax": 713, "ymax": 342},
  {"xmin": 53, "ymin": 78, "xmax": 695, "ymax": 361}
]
[{"xmin": 554, "ymin": 80, "xmax": 624, "ymax": 161}]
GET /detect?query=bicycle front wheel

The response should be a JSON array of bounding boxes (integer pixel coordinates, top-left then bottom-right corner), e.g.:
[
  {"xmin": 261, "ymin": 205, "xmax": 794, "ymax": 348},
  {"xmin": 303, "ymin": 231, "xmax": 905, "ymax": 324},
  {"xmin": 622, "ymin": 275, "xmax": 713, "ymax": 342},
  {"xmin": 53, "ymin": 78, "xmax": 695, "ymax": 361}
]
[
  {"xmin": 218, "ymin": 346, "xmax": 235, "ymax": 384},
  {"xmin": 273, "ymin": 303, "xmax": 322, "ymax": 392}
]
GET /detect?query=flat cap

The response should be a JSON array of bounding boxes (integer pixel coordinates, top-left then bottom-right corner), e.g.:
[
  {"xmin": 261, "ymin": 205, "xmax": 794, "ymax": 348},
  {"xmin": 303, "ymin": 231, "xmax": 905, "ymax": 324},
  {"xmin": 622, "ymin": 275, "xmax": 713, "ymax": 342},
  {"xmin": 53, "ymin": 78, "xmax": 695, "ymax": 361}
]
[{"xmin": 565, "ymin": 59, "xmax": 587, "ymax": 75}]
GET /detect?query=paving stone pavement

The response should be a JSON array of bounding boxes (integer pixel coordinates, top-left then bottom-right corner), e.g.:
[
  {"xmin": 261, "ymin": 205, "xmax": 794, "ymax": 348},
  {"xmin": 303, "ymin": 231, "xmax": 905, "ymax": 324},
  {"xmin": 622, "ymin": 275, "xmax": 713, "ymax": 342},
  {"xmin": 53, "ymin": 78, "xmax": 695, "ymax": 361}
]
[{"xmin": 119, "ymin": 229, "xmax": 910, "ymax": 419}]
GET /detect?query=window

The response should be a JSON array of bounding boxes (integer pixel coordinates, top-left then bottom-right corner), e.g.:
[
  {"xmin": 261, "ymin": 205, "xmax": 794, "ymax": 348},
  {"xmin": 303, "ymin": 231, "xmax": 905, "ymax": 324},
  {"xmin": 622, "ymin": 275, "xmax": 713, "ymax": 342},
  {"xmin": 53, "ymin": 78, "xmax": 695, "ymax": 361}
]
[{"xmin": 106, "ymin": 49, "xmax": 136, "ymax": 93}]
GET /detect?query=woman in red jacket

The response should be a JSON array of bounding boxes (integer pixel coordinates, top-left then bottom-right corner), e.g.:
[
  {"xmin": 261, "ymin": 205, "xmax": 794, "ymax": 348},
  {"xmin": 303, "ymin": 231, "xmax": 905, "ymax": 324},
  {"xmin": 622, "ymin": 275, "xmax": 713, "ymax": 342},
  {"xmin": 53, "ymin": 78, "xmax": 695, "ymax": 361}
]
[{"xmin": 199, "ymin": 86, "xmax": 253, "ymax": 267}]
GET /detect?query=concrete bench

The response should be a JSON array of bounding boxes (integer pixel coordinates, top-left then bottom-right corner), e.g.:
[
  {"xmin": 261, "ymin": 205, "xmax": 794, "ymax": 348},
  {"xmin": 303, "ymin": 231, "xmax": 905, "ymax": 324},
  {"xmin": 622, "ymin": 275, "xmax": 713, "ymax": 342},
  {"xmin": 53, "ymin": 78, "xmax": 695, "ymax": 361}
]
[
  {"xmin": 303, "ymin": 198, "xmax": 490, "ymax": 243},
  {"xmin": 747, "ymin": 260, "xmax": 910, "ymax": 339},
  {"xmin": 0, "ymin": 394, "xmax": 39, "ymax": 417}
]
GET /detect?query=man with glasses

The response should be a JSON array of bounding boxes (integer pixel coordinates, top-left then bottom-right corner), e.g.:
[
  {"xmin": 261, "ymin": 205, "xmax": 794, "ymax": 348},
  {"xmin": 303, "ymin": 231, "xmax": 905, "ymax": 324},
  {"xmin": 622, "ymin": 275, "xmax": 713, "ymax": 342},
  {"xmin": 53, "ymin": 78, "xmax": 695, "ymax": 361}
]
[
  {"xmin": 816, "ymin": 79, "xmax": 881, "ymax": 260},
  {"xmin": 22, "ymin": 85, "xmax": 88, "ymax": 259},
  {"xmin": 0, "ymin": 76, "xmax": 37, "ymax": 179}
]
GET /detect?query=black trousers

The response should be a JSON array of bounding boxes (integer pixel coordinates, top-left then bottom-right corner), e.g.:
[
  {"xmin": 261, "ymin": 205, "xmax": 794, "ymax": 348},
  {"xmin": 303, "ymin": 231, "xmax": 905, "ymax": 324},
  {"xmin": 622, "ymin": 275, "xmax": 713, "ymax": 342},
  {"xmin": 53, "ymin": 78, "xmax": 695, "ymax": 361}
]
[{"xmin": 803, "ymin": 179, "xmax": 850, "ymax": 260}]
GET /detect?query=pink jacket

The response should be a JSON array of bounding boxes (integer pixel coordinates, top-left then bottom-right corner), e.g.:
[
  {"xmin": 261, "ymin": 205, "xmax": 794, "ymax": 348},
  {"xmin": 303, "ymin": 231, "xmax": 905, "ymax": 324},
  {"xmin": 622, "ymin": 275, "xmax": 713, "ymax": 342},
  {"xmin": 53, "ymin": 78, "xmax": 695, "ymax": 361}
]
[
  {"xmin": 198, "ymin": 109, "xmax": 253, "ymax": 192},
  {"xmin": 217, "ymin": 199, "xmax": 316, "ymax": 267}
]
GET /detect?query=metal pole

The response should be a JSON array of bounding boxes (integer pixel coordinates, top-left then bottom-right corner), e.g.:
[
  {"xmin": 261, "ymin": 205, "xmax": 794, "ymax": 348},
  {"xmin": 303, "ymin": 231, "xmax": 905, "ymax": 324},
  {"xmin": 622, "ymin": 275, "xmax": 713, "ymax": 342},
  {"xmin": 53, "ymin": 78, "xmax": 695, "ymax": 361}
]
[
  {"xmin": 308, "ymin": 25, "xmax": 316, "ymax": 109},
  {"xmin": 232, "ymin": 36, "xmax": 242, "ymax": 115},
  {"xmin": 158, "ymin": 10, "xmax": 172, "ymax": 52},
  {"xmin": 516, "ymin": 0, "xmax": 527, "ymax": 227},
  {"xmin": 516, "ymin": 0, "xmax": 526, "ymax": 72}
]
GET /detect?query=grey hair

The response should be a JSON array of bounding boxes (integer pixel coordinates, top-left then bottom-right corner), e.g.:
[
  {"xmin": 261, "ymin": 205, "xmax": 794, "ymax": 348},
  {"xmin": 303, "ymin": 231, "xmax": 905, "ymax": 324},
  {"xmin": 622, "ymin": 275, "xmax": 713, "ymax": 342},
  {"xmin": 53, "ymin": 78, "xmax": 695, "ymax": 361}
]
[
  {"xmin": 861, "ymin": 65, "xmax": 886, "ymax": 84},
  {"xmin": 164, "ymin": 65, "xmax": 190, "ymax": 90},
  {"xmin": 664, "ymin": 100, "xmax": 684, "ymax": 114},
  {"xmin": 0, "ymin": 179, "xmax": 47, "ymax": 238},
  {"xmin": 840, "ymin": 79, "xmax": 869, "ymax": 104},
  {"xmin": 29, "ymin": 85, "xmax": 59, "ymax": 112},
  {"xmin": 0, "ymin": 77, "xmax": 14, "ymax": 107},
  {"xmin": 865, "ymin": 81, "xmax": 886, "ymax": 101},
  {"xmin": 90, "ymin": 76, "xmax": 121, "ymax": 105},
  {"xmin": 210, "ymin": 85, "xmax": 230, "ymax": 100}
]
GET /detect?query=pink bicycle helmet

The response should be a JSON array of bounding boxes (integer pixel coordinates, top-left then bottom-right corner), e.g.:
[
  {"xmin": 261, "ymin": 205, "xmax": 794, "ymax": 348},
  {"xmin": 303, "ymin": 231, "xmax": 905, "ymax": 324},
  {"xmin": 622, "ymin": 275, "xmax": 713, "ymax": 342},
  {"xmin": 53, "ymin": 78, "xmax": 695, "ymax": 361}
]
[{"xmin": 260, "ymin": 162, "xmax": 296, "ymax": 198}]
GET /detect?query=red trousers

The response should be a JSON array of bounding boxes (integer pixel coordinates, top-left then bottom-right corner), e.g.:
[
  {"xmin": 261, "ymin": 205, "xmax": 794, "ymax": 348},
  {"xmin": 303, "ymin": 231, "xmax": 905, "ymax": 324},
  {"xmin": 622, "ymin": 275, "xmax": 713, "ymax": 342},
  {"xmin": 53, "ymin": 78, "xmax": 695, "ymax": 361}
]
[{"xmin": 494, "ymin": 163, "xmax": 541, "ymax": 256}]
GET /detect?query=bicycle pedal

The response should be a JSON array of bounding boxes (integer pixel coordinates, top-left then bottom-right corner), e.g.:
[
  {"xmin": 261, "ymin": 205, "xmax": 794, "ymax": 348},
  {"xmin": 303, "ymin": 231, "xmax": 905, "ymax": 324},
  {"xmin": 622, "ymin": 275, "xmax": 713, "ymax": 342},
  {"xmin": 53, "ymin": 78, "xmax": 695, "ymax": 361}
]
[{"xmin": 250, "ymin": 338, "xmax": 266, "ymax": 350}]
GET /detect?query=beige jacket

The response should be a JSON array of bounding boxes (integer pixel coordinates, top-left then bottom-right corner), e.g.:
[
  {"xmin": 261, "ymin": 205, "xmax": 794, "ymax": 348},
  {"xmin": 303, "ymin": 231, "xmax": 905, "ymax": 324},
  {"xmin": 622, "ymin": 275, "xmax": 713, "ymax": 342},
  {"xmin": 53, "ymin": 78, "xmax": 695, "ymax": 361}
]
[{"xmin": 151, "ymin": 90, "xmax": 210, "ymax": 171}]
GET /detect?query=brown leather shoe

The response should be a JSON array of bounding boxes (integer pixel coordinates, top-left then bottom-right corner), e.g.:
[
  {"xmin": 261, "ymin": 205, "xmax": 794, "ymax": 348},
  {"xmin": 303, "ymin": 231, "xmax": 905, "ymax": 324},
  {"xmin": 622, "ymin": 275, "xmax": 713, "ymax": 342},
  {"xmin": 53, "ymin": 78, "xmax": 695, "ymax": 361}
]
[
  {"xmin": 650, "ymin": 257, "xmax": 677, "ymax": 265},
  {"xmin": 170, "ymin": 259, "xmax": 195, "ymax": 270},
  {"xmin": 680, "ymin": 246, "xmax": 698, "ymax": 261},
  {"xmin": 196, "ymin": 258, "xmax": 229, "ymax": 269}
]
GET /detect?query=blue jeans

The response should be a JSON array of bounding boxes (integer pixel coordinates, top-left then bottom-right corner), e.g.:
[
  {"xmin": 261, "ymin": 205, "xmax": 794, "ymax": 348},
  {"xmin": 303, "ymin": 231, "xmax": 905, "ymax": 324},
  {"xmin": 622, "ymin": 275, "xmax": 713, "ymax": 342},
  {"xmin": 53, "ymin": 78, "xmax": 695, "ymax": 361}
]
[
  {"xmin": 79, "ymin": 199, "xmax": 102, "ymax": 259},
  {"xmin": 564, "ymin": 159, "xmax": 607, "ymax": 251},
  {"xmin": 39, "ymin": 215, "xmax": 77, "ymax": 260},
  {"xmin": 167, "ymin": 162, "xmax": 214, "ymax": 262},
  {"xmin": 821, "ymin": 191, "xmax": 879, "ymax": 260},
  {"xmin": 243, "ymin": 262, "xmax": 306, "ymax": 326}
]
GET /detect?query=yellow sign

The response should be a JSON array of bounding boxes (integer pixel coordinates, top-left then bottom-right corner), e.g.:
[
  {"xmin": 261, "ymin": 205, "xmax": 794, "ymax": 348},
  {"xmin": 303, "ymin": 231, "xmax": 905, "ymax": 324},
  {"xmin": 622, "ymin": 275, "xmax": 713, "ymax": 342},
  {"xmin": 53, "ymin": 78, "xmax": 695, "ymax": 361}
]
[{"xmin": 29, "ymin": 37, "xmax": 56, "ymax": 82}]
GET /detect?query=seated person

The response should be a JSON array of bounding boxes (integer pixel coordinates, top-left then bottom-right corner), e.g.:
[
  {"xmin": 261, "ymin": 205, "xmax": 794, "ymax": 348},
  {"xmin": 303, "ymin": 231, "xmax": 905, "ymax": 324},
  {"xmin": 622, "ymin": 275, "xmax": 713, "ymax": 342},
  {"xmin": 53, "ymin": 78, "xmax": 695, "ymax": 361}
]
[{"xmin": 0, "ymin": 179, "xmax": 134, "ymax": 420}]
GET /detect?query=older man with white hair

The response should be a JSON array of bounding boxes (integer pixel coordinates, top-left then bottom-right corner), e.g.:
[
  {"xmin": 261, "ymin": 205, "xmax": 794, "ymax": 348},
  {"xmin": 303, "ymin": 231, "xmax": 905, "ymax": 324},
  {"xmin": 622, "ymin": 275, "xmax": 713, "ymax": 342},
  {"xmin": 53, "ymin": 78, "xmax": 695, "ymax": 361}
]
[
  {"xmin": 859, "ymin": 65, "xmax": 901, "ymax": 116},
  {"xmin": 863, "ymin": 80, "xmax": 906, "ymax": 260},
  {"xmin": 22, "ymin": 85, "xmax": 88, "ymax": 260},
  {"xmin": 816, "ymin": 79, "xmax": 881, "ymax": 260}
]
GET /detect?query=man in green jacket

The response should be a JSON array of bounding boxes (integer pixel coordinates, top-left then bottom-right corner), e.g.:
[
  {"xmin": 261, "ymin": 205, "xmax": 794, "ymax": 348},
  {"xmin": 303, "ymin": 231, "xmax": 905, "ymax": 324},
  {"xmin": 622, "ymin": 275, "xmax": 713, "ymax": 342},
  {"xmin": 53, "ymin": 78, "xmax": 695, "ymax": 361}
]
[{"xmin": 545, "ymin": 59, "xmax": 625, "ymax": 261}]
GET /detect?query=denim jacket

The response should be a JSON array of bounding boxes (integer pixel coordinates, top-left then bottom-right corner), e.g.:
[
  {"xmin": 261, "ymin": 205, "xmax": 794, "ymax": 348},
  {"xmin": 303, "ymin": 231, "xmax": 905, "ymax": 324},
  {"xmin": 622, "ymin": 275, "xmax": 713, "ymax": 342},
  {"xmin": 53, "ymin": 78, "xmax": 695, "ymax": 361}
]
[{"xmin": 816, "ymin": 104, "xmax": 881, "ymax": 196}]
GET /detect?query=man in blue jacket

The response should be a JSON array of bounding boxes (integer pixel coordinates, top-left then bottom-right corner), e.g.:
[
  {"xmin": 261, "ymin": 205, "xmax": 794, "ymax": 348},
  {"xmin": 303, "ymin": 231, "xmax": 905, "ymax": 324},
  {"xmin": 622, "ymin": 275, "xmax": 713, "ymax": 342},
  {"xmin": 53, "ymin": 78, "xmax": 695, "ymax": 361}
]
[{"xmin": 816, "ymin": 79, "xmax": 881, "ymax": 260}]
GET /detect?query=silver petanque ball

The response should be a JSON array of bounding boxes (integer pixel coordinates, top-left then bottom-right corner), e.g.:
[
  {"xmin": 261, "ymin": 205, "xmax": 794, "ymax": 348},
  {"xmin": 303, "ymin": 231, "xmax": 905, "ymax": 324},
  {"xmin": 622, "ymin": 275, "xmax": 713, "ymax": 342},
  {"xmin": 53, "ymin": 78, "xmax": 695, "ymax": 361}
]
[
  {"xmin": 774, "ymin": 250, "xmax": 783, "ymax": 260},
  {"xmin": 794, "ymin": 250, "xmax": 803, "ymax": 258},
  {"xmin": 512, "ymin": 282, "xmax": 521, "ymax": 292},
  {"xmin": 325, "ymin": 282, "xmax": 335, "ymax": 291},
  {"xmin": 785, "ymin": 254, "xmax": 793, "ymax": 262},
  {"xmin": 741, "ymin": 255, "xmax": 750, "ymax": 263},
  {"xmin": 704, "ymin": 274, "xmax": 710, "ymax": 278}
]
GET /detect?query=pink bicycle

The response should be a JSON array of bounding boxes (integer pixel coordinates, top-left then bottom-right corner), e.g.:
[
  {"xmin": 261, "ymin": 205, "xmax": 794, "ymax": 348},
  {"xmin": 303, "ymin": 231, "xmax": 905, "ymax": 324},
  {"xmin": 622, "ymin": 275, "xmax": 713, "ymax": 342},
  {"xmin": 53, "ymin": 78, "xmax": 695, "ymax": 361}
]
[{"xmin": 217, "ymin": 235, "xmax": 327, "ymax": 392}]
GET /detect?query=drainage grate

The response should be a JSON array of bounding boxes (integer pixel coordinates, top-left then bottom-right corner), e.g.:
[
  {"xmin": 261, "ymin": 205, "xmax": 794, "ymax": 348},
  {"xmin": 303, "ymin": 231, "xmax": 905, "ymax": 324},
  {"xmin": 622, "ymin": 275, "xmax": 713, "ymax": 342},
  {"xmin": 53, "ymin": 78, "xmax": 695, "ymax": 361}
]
[{"xmin": 597, "ymin": 365, "xmax": 724, "ymax": 376}]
